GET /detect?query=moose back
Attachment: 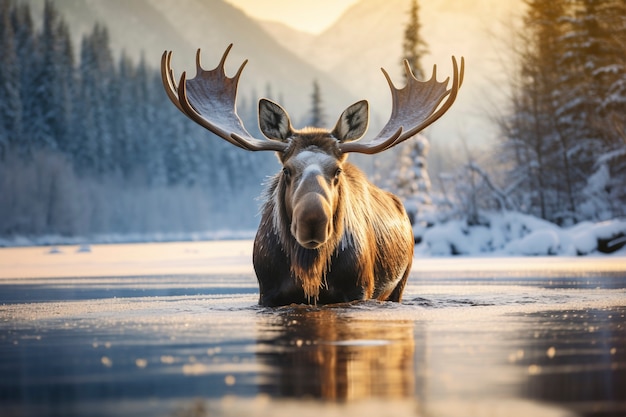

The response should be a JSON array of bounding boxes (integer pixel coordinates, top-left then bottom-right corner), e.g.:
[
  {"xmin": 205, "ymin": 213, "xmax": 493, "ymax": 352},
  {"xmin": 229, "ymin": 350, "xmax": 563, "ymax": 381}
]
[{"xmin": 161, "ymin": 44, "xmax": 463, "ymax": 306}]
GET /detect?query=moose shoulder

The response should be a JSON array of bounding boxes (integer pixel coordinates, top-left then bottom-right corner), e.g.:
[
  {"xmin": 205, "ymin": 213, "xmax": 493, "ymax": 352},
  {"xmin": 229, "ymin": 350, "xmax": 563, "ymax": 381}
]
[{"xmin": 161, "ymin": 44, "xmax": 464, "ymax": 306}]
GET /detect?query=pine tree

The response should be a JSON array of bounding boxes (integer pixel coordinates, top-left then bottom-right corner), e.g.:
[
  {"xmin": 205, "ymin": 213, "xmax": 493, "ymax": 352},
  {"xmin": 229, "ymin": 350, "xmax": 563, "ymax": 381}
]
[
  {"xmin": 74, "ymin": 24, "xmax": 116, "ymax": 175},
  {"xmin": 500, "ymin": 0, "xmax": 626, "ymax": 223},
  {"xmin": 0, "ymin": 1, "xmax": 281, "ymax": 236},
  {"xmin": 152, "ymin": 67, "xmax": 196, "ymax": 186},
  {"xmin": 264, "ymin": 82, "xmax": 273, "ymax": 101},
  {"xmin": 0, "ymin": 0, "xmax": 22, "ymax": 157},
  {"xmin": 141, "ymin": 57, "xmax": 168, "ymax": 186},
  {"xmin": 402, "ymin": 0, "xmax": 428, "ymax": 81},
  {"xmin": 11, "ymin": 2, "xmax": 35, "ymax": 155},
  {"xmin": 391, "ymin": 0, "xmax": 431, "ymax": 228},
  {"xmin": 308, "ymin": 79, "xmax": 325, "ymax": 127},
  {"xmin": 93, "ymin": 24, "xmax": 115, "ymax": 174},
  {"xmin": 554, "ymin": 0, "xmax": 625, "ymax": 222},
  {"xmin": 27, "ymin": 0, "xmax": 60, "ymax": 151},
  {"xmin": 598, "ymin": 0, "xmax": 626, "ymax": 141},
  {"xmin": 73, "ymin": 31, "xmax": 98, "ymax": 174},
  {"xmin": 507, "ymin": 0, "xmax": 571, "ymax": 221},
  {"xmin": 111, "ymin": 51, "xmax": 138, "ymax": 179},
  {"xmin": 579, "ymin": 0, "xmax": 626, "ymax": 220},
  {"xmin": 52, "ymin": 19, "xmax": 75, "ymax": 155},
  {"xmin": 388, "ymin": 134, "xmax": 432, "ymax": 225},
  {"xmin": 10, "ymin": 0, "xmax": 74, "ymax": 155}
]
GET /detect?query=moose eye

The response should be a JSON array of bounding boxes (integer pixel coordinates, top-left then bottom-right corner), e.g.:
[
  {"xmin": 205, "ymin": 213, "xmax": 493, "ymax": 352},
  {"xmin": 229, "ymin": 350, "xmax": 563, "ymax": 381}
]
[{"xmin": 333, "ymin": 168, "xmax": 342, "ymax": 183}]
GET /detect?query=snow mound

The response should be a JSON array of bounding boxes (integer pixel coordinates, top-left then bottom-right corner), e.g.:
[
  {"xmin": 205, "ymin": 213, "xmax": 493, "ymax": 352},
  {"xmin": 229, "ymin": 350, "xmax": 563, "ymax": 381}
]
[
  {"xmin": 416, "ymin": 212, "xmax": 626, "ymax": 257},
  {"xmin": 504, "ymin": 230, "xmax": 561, "ymax": 256}
]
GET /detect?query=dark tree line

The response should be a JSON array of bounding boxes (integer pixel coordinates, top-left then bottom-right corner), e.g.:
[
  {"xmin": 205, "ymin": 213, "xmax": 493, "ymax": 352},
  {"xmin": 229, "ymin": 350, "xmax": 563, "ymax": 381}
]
[
  {"xmin": 497, "ymin": 0, "xmax": 626, "ymax": 224},
  {"xmin": 0, "ymin": 0, "xmax": 277, "ymax": 237}
]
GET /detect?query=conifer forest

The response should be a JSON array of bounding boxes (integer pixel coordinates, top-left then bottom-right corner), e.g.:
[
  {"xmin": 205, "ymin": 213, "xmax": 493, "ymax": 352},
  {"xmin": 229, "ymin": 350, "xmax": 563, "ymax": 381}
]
[
  {"xmin": 0, "ymin": 1, "xmax": 277, "ymax": 237},
  {"xmin": 494, "ymin": 0, "xmax": 626, "ymax": 226},
  {"xmin": 0, "ymin": 0, "xmax": 624, "ymax": 243}
]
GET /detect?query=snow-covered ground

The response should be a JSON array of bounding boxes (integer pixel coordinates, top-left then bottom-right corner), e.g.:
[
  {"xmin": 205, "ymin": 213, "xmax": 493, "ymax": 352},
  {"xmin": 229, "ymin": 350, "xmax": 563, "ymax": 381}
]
[{"xmin": 415, "ymin": 214, "xmax": 626, "ymax": 256}]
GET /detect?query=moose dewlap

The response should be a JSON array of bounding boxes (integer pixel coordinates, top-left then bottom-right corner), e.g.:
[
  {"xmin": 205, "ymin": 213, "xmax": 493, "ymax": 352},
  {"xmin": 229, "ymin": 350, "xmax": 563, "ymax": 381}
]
[{"xmin": 161, "ymin": 44, "xmax": 463, "ymax": 306}]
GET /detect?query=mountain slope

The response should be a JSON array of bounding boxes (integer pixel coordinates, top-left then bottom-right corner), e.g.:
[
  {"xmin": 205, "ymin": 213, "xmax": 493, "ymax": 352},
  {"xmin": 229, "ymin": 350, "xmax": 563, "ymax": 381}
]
[
  {"xmin": 25, "ymin": 0, "xmax": 522, "ymax": 148},
  {"xmin": 260, "ymin": 0, "xmax": 524, "ymax": 147},
  {"xmin": 25, "ymin": 0, "xmax": 357, "ymax": 125},
  {"xmin": 146, "ymin": 0, "xmax": 359, "ymax": 124}
]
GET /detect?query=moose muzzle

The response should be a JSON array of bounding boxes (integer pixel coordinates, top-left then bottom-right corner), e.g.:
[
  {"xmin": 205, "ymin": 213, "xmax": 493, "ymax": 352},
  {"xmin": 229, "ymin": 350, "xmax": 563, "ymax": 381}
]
[{"xmin": 291, "ymin": 173, "xmax": 333, "ymax": 249}]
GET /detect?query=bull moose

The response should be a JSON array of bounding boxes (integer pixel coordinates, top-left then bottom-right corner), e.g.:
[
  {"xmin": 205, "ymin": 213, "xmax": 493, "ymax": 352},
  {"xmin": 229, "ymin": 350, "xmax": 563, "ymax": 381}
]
[{"xmin": 161, "ymin": 44, "xmax": 463, "ymax": 306}]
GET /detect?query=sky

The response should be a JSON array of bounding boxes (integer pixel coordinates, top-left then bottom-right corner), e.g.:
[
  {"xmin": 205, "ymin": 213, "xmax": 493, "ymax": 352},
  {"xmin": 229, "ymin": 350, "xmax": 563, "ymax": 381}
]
[{"xmin": 224, "ymin": 0, "xmax": 359, "ymax": 34}]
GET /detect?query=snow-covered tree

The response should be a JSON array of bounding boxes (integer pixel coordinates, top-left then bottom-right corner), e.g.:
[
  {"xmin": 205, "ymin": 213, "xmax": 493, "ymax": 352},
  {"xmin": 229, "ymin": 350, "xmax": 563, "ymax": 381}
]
[
  {"xmin": 500, "ymin": 0, "xmax": 571, "ymax": 222},
  {"xmin": 498, "ymin": 0, "xmax": 626, "ymax": 224},
  {"xmin": 0, "ymin": 0, "xmax": 22, "ymax": 157},
  {"xmin": 110, "ymin": 51, "xmax": 140, "ymax": 179},
  {"xmin": 388, "ymin": 134, "xmax": 432, "ymax": 225},
  {"xmin": 11, "ymin": 2, "xmax": 36, "ymax": 155},
  {"xmin": 390, "ymin": 0, "xmax": 432, "ymax": 234},
  {"xmin": 27, "ymin": 0, "xmax": 62, "ymax": 151},
  {"xmin": 72, "ymin": 30, "xmax": 99, "ymax": 174},
  {"xmin": 598, "ymin": 0, "xmax": 626, "ymax": 142},
  {"xmin": 0, "ymin": 1, "xmax": 280, "ymax": 237},
  {"xmin": 51, "ymin": 20, "xmax": 75, "ymax": 155}
]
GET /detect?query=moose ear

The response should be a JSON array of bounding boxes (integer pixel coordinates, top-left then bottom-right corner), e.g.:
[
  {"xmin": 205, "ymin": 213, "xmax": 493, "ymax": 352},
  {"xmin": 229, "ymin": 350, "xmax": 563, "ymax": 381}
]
[
  {"xmin": 259, "ymin": 98, "xmax": 293, "ymax": 141},
  {"xmin": 331, "ymin": 100, "xmax": 369, "ymax": 142}
]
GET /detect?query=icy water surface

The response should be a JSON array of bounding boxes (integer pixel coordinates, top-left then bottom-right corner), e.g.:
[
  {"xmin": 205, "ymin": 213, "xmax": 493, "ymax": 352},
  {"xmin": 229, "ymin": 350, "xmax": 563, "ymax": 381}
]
[{"xmin": 0, "ymin": 242, "xmax": 625, "ymax": 417}]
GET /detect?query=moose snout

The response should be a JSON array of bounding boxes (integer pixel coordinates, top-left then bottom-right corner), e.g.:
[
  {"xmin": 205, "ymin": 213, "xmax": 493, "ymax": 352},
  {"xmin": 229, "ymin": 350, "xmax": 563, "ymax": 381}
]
[{"xmin": 291, "ymin": 192, "xmax": 332, "ymax": 249}]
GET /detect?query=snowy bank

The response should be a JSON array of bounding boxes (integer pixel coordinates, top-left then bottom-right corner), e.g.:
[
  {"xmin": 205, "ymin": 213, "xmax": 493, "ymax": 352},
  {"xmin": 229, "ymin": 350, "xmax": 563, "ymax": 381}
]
[
  {"xmin": 0, "ymin": 229, "xmax": 256, "ymax": 248},
  {"xmin": 1, "ymin": 213, "xmax": 625, "ymax": 258},
  {"xmin": 415, "ymin": 212, "xmax": 626, "ymax": 257}
]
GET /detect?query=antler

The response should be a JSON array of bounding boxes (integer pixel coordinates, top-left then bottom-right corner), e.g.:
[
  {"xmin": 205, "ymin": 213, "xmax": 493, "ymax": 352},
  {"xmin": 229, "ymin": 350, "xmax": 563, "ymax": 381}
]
[
  {"xmin": 339, "ymin": 56, "xmax": 464, "ymax": 154},
  {"xmin": 161, "ymin": 44, "xmax": 288, "ymax": 152}
]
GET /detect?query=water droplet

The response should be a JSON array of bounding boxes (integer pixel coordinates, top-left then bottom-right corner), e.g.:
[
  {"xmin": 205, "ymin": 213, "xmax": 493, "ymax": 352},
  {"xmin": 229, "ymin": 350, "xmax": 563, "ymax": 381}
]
[
  {"xmin": 527, "ymin": 364, "xmax": 541, "ymax": 375},
  {"xmin": 160, "ymin": 355, "xmax": 175, "ymax": 364},
  {"xmin": 101, "ymin": 356, "xmax": 112, "ymax": 367}
]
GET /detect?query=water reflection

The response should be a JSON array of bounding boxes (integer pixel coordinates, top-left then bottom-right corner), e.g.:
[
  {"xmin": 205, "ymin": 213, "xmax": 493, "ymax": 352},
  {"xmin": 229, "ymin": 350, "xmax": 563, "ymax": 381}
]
[
  {"xmin": 514, "ymin": 308, "xmax": 626, "ymax": 417},
  {"xmin": 255, "ymin": 305, "xmax": 423, "ymax": 401},
  {"xmin": 1, "ymin": 262, "xmax": 625, "ymax": 417}
]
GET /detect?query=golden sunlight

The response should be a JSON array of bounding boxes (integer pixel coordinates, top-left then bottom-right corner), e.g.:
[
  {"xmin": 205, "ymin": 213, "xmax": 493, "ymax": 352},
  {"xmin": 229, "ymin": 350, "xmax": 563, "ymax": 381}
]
[{"xmin": 223, "ymin": 0, "xmax": 359, "ymax": 34}]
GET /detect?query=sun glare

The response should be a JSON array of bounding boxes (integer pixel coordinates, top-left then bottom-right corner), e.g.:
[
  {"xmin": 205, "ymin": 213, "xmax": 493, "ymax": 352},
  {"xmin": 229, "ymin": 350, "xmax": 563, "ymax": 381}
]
[{"xmin": 223, "ymin": 0, "xmax": 359, "ymax": 34}]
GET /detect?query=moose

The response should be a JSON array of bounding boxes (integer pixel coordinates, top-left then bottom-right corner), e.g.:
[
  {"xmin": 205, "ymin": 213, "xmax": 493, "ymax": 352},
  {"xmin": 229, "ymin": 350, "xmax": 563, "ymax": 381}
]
[{"xmin": 161, "ymin": 44, "xmax": 463, "ymax": 306}]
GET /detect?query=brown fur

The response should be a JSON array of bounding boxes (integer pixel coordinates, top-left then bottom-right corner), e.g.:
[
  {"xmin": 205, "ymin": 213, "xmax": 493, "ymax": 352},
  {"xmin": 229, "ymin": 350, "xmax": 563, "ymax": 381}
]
[
  {"xmin": 275, "ymin": 132, "xmax": 346, "ymax": 301},
  {"xmin": 254, "ymin": 133, "xmax": 414, "ymax": 306}
]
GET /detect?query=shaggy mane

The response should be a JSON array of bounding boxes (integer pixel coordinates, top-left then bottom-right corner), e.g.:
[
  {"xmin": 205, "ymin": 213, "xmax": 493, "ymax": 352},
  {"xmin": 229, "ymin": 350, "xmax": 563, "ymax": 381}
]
[{"xmin": 261, "ymin": 161, "xmax": 351, "ymax": 303}]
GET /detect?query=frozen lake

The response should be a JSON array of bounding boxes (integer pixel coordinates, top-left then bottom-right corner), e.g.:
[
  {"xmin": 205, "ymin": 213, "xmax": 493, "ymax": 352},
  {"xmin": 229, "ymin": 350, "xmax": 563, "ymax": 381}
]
[{"xmin": 0, "ymin": 241, "xmax": 625, "ymax": 417}]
